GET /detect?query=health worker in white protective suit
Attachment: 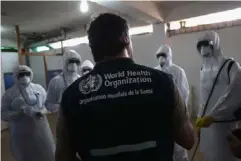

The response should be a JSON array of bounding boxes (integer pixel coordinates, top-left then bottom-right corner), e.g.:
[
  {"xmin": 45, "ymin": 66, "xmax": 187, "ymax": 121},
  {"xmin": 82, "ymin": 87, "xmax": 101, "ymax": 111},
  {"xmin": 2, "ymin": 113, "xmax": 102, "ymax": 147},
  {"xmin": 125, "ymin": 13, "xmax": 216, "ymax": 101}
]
[
  {"xmin": 196, "ymin": 31, "xmax": 241, "ymax": 161},
  {"xmin": 80, "ymin": 60, "xmax": 94, "ymax": 76},
  {"xmin": 1, "ymin": 65, "xmax": 55, "ymax": 161},
  {"xmin": 46, "ymin": 50, "xmax": 81, "ymax": 113},
  {"xmin": 155, "ymin": 45, "xmax": 190, "ymax": 161}
]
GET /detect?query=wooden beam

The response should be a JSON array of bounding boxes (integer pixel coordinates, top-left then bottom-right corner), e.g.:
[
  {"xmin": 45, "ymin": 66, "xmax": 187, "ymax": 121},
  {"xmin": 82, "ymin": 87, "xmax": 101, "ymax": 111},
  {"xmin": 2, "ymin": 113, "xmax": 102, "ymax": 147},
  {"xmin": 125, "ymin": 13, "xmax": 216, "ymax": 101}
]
[
  {"xmin": 15, "ymin": 25, "xmax": 24, "ymax": 65},
  {"xmin": 22, "ymin": 52, "xmax": 63, "ymax": 56},
  {"xmin": 43, "ymin": 55, "xmax": 48, "ymax": 85}
]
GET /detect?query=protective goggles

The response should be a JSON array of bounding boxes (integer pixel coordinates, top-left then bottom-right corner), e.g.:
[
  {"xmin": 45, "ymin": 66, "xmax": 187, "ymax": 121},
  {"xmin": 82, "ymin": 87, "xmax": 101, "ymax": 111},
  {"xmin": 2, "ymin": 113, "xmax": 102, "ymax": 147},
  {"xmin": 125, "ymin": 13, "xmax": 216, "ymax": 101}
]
[
  {"xmin": 18, "ymin": 71, "xmax": 31, "ymax": 78},
  {"xmin": 197, "ymin": 40, "xmax": 213, "ymax": 51},
  {"xmin": 156, "ymin": 53, "xmax": 167, "ymax": 59},
  {"xmin": 68, "ymin": 59, "xmax": 81, "ymax": 65}
]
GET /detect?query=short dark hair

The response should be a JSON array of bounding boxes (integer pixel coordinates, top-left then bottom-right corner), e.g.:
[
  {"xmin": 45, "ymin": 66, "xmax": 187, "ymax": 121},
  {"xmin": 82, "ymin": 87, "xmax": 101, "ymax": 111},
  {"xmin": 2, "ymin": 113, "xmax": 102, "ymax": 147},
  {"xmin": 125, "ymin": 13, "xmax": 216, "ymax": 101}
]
[{"xmin": 87, "ymin": 13, "xmax": 129, "ymax": 62}]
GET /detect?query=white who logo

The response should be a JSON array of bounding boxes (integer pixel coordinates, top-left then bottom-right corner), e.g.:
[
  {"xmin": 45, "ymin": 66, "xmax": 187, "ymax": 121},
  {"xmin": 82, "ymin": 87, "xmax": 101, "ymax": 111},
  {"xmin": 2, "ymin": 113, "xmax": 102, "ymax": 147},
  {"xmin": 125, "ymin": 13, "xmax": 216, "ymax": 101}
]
[{"xmin": 79, "ymin": 74, "xmax": 103, "ymax": 94}]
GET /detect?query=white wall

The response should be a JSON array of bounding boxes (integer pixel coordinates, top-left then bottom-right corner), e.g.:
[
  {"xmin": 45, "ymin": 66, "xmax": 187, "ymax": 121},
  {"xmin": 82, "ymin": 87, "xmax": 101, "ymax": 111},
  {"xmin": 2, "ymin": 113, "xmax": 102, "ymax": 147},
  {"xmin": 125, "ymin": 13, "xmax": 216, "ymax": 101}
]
[
  {"xmin": 166, "ymin": 26, "xmax": 241, "ymax": 114},
  {"xmin": 65, "ymin": 44, "xmax": 94, "ymax": 63},
  {"xmin": 29, "ymin": 56, "xmax": 47, "ymax": 88},
  {"xmin": 29, "ymin": 56, "xmax": 63, "ymax": 89},
  {"xmin": 1, "ymin": 38, "xmax": 17, "ymax": 47},
  {"xmin": 1, "ymin": 38, "xmax": 60, "ymax": 90},
  {"xmin": 132, "ymin": 24, "xmax": 165, "ymax": 67}
]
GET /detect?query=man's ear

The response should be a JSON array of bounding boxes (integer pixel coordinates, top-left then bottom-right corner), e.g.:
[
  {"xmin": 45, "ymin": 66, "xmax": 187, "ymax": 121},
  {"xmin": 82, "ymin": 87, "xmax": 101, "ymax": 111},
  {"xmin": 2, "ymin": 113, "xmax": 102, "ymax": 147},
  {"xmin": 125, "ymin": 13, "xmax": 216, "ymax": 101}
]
[{"xmin": 121, "ymin": 36, "xmax": 130, "ymax": 45}]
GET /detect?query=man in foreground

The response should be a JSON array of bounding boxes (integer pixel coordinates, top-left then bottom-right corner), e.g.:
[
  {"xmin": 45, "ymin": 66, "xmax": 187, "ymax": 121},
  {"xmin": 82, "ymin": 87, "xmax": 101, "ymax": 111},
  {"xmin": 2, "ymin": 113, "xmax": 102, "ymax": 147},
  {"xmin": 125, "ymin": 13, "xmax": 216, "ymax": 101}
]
[{"xmin": 55, "ymin": 13, "xmax": 195, "ymax": 161}]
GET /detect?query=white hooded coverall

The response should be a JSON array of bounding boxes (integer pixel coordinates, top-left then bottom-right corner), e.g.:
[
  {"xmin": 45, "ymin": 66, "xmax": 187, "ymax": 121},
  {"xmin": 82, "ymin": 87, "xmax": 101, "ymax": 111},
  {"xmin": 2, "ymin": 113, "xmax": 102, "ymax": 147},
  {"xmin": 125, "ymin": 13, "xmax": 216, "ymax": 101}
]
[
  {"xmin": 198, "ymin": 31, "xmax": 241, "ymax": 161},
  {"xmin": 1, "ymin": 65, "xmax": 55, "ymax": 161},
  {"xmin": 155, "ymin": 45, "xmax": 190, "ymax": 161},
  {"xmin": 46, "ymin": 50, "xmax": 81, "ymax": 113}
]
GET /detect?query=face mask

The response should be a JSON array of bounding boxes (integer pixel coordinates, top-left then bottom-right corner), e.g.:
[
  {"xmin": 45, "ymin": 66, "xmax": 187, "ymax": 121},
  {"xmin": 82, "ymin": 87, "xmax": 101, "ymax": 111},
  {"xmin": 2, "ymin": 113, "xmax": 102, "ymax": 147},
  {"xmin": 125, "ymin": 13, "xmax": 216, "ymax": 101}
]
[
  {"xmin": 81, "ymin": 66, "xmax": 92, "ymax": 75},
  {"xmin": 159, "ymin": 56, "xmax": 167, "ymax": 67},
  {"xmin": 82, "ymin": 71, "xmax": 90, "ymax": 76},
  {"xmin": 82, "ymin": 69, "xmax": 91, "ymax": 76},
  {"xmin": 67, "ymin": 63, "xmax": 78, "ymax": 72},
  {"xmin": 200, "ymin": 46, "xmax": 213, "ymax": 57},
  {"xmin": 19, "ymin": 76, "xmax": 31, "ymax": 85}
]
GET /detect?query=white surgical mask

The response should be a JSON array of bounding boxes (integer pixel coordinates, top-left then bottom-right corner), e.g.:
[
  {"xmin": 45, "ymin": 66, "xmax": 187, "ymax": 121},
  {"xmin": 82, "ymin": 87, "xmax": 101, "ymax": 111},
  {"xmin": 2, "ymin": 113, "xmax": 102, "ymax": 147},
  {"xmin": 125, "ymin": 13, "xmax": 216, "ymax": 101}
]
[
  {"xmin": 82, "ymin": 70, "xmax": 90, "ymax": 76},
  {"xmin": 81, "ymin": 67, "xmax": 92, "ymax": 76},
  {"xmin": 200, "ymin": 46, "xmax": 213, "ymax": 57},
  {"xmin": 67, "ymin": 63, "xmax": 78, "ymax": 72},
  {"xmin": 159, "ymin": 56, "xmax": 167, "ymax": 67},
  {"xmin": 19, "ymin": 76, "xmax": 31, "ymax": 85}
]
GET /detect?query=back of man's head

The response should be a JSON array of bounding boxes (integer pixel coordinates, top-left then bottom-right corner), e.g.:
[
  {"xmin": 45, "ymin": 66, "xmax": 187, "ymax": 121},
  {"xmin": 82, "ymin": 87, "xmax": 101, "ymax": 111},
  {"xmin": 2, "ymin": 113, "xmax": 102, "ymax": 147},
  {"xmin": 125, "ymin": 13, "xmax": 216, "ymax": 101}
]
[{"xmin": 87, "ymin": 13, "xmax": 130, "ymax": 62}]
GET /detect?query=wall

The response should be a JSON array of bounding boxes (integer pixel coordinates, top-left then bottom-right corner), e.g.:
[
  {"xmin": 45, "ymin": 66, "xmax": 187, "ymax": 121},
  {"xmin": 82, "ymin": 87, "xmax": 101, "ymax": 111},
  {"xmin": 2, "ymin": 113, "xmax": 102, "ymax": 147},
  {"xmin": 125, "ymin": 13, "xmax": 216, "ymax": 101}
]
[
  {"xmin": 132, "ymin": 24, "xmax": 165, "ymax": 67},
  {"xmin": 1, "ymin": 38, "xmax": 17, "ymax": 47},
  {"xmin": 166, "ymin": 26, "xmax": 241, "ymax": 114},
  {"xmin": 65, "ymin": 44, "xmax": 94, "ymax": 63},
  {"xmin": 28, "ymin": 56, "xmax": 64, "ymax": 89}
]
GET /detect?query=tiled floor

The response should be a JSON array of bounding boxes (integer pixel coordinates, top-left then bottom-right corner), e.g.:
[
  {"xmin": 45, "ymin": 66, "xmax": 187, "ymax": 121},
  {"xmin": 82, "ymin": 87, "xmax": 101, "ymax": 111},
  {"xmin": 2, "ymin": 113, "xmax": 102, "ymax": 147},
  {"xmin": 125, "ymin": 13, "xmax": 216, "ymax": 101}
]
[{"xmin": 1, "ymin": 115, "xmax": 204, "ymax": 161}]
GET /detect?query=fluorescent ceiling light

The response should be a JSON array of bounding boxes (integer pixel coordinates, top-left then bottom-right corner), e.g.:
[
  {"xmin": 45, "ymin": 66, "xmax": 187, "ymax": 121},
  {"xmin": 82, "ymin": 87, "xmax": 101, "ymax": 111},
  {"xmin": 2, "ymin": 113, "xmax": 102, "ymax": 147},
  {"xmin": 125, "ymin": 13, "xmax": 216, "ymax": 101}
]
[
  {"xmin": 0, "ymin": 26, "xmax": 4, "ymax": 32},
  {"xmin": 48, "ymin": 36, "xmax": 89, "ymax": 49},
  {"xmin": 80, "ymin": 0, "xmax": 88, "ymax": 13},
  {"xmin": 49, "ymin": 42, "xmax": 62, "ymax": 49},
  {"xmin": 36, "ymin": 46, "xmax": 50, "ymax": 52},
  {"xmin": 64, "ymin": 36, "xmax": 89, "ymax": 47},
  {"xmin": 36, "ymin": 24, "xmax": 153, "ymax": 51},
  {"xmin": 168, "ymin": 7, "xmax": 241, "ymax": 30}
]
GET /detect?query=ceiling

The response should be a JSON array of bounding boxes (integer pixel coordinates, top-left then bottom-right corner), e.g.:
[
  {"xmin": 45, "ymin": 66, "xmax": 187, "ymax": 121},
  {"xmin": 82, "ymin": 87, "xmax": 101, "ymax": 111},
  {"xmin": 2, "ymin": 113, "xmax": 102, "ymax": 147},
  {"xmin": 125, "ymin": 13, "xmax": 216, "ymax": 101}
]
[
  {"xmin": 1, "ymin": 1, "xmax": 241, "ymax": 45},
  {"xmin": 1, "ymin": 1, "xmax": 147, "ymax": 42},
  {"xmin": 156, "ymin": 1, "xmax": 192, "ymax": 19},
  {"xmin": 161, "ymin": 1, "xmax": 241, "ymax": 21}
]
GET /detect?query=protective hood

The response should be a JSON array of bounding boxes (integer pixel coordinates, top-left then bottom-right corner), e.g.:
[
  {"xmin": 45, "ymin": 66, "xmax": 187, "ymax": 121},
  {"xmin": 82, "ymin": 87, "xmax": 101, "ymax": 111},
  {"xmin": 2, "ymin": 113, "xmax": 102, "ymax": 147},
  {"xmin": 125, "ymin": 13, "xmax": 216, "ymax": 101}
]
[
  {"xmin": 80, "ymin": 60, "xmax": 94, "ymax": 69},
  {"xmin": 63, "ymin": 50, "xmax": 82, "ymax": 72},
  {"xmin": 13, "ymin": 65, "xmax": 33, "ymax": 83},
  {"xmin": 197, "ymin": 31, "xmax": 223, "ymax": 58},
  {"xmin": 156, "ymin": 45, "xmax": 173, "ymax": 68}
]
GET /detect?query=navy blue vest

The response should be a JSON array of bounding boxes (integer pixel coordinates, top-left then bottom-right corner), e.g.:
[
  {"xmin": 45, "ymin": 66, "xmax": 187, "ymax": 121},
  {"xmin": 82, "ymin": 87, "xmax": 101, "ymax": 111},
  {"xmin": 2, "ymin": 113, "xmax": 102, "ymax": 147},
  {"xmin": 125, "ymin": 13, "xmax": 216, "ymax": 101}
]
[{"xmin": 62, "ymin": 58, "xmax": 175, "ymax": 161}]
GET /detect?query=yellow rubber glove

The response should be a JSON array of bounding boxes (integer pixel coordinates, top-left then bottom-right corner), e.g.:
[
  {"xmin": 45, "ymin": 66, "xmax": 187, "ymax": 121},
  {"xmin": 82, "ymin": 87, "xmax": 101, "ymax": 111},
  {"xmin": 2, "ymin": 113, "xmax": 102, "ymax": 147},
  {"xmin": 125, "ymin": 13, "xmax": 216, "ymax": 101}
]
[
  {"xmin": 196, "ymin": 115, "xmax": 215, "ymax": 128},
  {"xmin": 196, "ymin": 117, "xmax": 202, "ymax": 127},
  {"xmin": 195, "ymin": 118, "xmax": 202, "ymax": 138}
]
